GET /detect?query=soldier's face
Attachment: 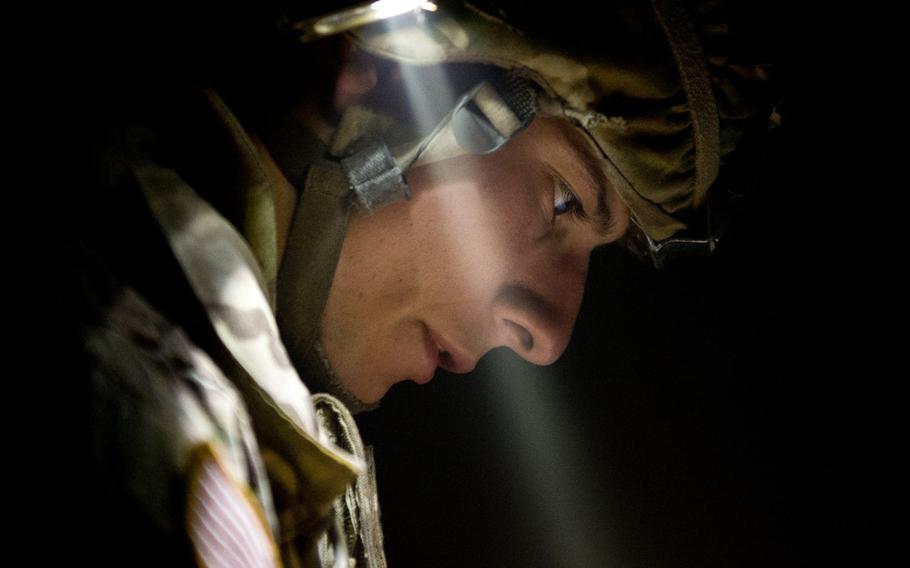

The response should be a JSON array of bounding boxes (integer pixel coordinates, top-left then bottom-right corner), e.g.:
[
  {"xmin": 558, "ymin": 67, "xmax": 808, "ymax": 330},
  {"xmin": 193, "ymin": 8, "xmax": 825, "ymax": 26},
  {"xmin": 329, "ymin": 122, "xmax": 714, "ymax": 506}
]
[{"xmin": 317, "ymin": 116, "xmax": 630, "ymax": 406}]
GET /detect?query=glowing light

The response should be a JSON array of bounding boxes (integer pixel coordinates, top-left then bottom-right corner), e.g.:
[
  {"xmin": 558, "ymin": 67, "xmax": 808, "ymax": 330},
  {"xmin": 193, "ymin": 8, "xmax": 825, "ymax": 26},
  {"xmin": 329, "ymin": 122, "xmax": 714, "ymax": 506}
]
[
  {"xmin": 369, "ymin": 0, "xmax": 427, "ymax": 19},
  {"xmin": 481, "ymin": 354, "xmax": 617, "ymax": 566},
  {"xmin": 303, "ymin": 0, "xmax": 432, "ymax": 39}
]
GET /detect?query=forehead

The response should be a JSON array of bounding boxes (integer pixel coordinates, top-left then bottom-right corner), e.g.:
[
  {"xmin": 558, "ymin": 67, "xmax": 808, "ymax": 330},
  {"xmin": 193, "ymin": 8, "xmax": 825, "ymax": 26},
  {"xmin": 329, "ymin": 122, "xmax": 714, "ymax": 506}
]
[
  {"xmin": 516, "ymin": 117, "xmax": 601, "ymax": 181},
  {"xmin": 519, "ymin": 115, "xmax": 580, "ymax": 151}
]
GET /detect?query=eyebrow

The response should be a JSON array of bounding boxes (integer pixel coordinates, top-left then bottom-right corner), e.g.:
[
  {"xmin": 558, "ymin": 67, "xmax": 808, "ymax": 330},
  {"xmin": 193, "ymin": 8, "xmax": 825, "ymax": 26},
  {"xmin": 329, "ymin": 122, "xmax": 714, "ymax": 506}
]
[{"xmin": 562, "ymin": 129, "xmax": 616, "ymax": 241}]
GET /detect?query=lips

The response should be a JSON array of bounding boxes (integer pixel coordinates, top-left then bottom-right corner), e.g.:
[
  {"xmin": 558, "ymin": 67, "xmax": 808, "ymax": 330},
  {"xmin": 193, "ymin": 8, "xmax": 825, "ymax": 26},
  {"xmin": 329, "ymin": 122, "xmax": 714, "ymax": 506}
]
[
  {"xmin": 426, "ymin": 325, "xmax": 476, "ymax": 374},
  {"xmin": 416, "ymin": 326, "xmax": 439, "ymax": 384},
  {"xmin": 417, "ymin": 323, "xmax": 476, "ymax": 384}
]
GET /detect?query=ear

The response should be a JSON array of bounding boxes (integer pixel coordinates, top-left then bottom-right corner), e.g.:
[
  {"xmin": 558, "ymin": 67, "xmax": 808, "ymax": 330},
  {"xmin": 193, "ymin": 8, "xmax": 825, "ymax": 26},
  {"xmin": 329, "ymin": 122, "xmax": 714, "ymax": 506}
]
[{"xmin": 333, "ymin": 46, "xmax": 378, "ymax": 112}]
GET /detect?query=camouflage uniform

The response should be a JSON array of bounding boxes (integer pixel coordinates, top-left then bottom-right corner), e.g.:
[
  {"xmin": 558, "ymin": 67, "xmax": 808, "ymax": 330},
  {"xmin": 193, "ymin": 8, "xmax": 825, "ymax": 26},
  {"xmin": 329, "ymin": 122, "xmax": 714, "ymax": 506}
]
[{"xmin": 46, "ymin": 86, "xmax": 385, "ymax": 568}]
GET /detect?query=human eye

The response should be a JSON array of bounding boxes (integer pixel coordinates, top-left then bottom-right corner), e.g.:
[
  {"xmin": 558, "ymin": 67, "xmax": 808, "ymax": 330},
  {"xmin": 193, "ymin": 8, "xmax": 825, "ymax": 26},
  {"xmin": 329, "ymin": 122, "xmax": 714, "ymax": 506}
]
[{"xmin": 553, "ymin": 177, "xmax": 584, "ymax": 218}]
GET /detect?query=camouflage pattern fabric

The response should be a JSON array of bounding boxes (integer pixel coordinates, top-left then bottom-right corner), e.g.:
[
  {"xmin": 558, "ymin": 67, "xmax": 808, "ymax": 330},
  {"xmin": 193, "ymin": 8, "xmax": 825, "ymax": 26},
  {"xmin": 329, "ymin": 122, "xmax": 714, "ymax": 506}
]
[
  {"xmin": 86, "ymin": 268, "xmax": 281, "ymax": 566},
  {"xmin": 66, "ymin": 85, "xmax": 384, "ymax": 567},
  {"xmin": 135, "ymin": 156, "xmax": 364, "ymax": 566}
]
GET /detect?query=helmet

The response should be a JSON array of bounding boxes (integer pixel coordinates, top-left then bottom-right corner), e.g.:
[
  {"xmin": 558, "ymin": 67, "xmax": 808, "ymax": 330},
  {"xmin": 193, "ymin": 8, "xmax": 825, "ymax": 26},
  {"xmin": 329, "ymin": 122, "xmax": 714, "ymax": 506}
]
[{"xmin": 289, "ymin": 0, "xmax": 783, "ymax": 266}]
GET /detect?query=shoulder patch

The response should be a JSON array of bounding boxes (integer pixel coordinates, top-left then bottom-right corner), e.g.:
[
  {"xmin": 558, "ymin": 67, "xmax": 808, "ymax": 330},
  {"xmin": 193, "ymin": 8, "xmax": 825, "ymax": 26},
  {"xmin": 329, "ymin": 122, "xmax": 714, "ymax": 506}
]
[{"xmin": 186, "ymin": 443, "xmax": 283, "ymax": 568}]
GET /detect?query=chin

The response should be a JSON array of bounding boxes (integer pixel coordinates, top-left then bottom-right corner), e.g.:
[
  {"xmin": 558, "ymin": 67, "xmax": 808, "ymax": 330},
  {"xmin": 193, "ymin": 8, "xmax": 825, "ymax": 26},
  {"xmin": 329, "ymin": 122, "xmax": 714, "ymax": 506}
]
[
  {"xmin": 311, "ymin": 340, "xmax": 382, "ymax": 414},
  {"xmin": 331, "ymin": 376, "xmax": 386, "ymax": 415}
]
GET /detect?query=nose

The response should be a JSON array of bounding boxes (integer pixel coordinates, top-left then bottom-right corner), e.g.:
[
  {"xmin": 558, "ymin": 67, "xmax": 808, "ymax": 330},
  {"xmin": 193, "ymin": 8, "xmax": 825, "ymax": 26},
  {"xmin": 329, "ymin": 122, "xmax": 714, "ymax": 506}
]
[{"xmin": 491, "ymin": 281, "xmax": 581, "ymax": 366}]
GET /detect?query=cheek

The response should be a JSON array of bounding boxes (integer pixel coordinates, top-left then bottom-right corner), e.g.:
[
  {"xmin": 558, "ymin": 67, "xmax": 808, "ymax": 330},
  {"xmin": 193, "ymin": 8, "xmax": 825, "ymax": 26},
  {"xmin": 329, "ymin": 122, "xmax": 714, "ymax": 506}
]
[
  {"xmin": 407, "ymin": 164, "xmax": 541, "ymax": 298},
  {"xmin": 409, "ymin": 182, "xmax": 494, "ymax": 301},
  {"xmin": 411, "ymin": 160, "xmax": 510, "ymax": 254}
]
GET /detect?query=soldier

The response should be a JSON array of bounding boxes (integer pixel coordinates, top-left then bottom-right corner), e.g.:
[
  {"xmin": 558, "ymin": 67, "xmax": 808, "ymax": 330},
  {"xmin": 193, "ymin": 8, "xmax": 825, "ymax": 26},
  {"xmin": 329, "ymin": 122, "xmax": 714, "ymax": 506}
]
[{"xmin": 34, "ymin": 1, "xmax": 779, "ymax": 566}]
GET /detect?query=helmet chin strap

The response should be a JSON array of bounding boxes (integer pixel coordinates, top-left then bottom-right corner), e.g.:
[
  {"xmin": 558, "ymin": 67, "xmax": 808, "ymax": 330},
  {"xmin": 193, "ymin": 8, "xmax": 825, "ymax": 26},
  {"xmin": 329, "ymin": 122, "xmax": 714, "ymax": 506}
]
[{"xmin": 341, "ymin": 71, "xmax": 536, "ymax": 214}]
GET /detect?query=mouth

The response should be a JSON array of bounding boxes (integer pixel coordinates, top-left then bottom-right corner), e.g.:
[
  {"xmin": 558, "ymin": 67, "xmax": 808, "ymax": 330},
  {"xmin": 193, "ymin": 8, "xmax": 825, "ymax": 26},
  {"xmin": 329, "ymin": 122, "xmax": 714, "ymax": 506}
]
[{"xmin": 421, "ymin": 323, "xmax": 476, "ymax": 377}]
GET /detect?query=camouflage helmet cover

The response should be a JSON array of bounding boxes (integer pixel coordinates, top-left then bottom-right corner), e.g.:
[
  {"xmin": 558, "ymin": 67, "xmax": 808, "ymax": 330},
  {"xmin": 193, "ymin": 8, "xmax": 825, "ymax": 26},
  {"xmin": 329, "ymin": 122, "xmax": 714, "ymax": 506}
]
[{"xmin": 348, "ymin": 0, "xmax": 778, "ymax": 242}]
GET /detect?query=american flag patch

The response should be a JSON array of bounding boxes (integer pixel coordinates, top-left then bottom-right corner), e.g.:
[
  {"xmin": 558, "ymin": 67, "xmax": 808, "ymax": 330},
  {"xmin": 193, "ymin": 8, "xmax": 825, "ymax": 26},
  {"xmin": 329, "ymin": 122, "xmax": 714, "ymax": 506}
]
[{"xmin": 186, "ymin": 444, "xmax": 282, "ymax": 568}]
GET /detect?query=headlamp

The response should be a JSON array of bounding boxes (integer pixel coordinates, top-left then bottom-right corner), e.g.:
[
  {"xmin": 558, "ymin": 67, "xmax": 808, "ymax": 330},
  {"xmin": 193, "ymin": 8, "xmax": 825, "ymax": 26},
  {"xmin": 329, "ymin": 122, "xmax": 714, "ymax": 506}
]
[{"xmin": 292, "ymin": 0, "xmax": 438, "ymax": 42}]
